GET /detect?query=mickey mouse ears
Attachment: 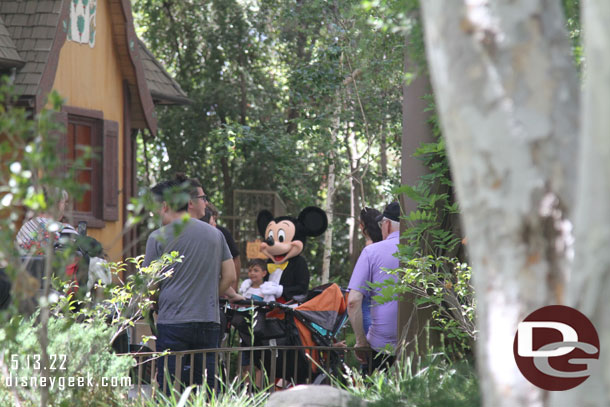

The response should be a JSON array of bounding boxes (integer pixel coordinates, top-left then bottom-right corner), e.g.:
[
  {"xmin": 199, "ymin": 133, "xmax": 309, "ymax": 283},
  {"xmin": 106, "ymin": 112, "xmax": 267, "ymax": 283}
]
[
  {"xmin": 298, "ymin": 206, "xmax": 328, "ymax": 237},
  {"xmin": 256, "ymin": 209, "xmax": 275, "ymax": 236},
  {"xmin": 256, "ymin": 207, "xmax": 328, "ymax": 238}
]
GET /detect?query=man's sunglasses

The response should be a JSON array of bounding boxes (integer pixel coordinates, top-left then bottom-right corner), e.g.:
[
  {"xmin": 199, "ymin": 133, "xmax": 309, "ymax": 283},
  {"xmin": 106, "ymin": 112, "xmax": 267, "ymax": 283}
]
[{"xmin": 195, "ymin": 195, "xmax": 208, "ymax": 202}]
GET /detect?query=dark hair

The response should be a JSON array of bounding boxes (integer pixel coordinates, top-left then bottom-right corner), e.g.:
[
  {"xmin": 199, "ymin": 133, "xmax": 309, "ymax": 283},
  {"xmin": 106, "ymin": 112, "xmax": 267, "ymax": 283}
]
[
  {"xmin": 360, "ymin": 207, "xmax": 382, "ymax": 243},
  {"xmin": 174, "ymin": 172, "xmax": 203, "ymax": 198},
  {"xmin": 200, "ymin": 207, "xmax": 213, "ymax": 223},
  {"xmin": 151, "ymin": 173, "xmax": 202, "ymax": 212},
  {"xmin": 247, "ymin": 258, "xmax": 269, "ymax": 281},
  {"xmin": 206, "ymin": 202, "xmax": 219, "ymax": 218}
]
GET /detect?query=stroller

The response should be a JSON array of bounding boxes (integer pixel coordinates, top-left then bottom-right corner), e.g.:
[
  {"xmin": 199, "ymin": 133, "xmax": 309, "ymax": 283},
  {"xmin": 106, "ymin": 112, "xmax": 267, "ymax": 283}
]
[{"xmin": 227, "ymin": 283, "xmax": 348, "ymax": 386}]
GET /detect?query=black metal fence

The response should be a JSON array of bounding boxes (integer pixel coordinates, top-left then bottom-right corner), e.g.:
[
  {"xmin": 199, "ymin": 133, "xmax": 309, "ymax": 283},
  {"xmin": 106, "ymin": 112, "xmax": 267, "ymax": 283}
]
[{"xmin": 126, "ymin": 345, "xmax": 375, "ymax": 397}]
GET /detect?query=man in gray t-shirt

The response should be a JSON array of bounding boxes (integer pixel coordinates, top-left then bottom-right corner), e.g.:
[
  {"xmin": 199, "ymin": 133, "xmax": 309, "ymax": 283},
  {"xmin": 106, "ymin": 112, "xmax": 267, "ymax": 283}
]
[
  {"xmin": 143, "ymin": 217, "xmax": 232, "ymax": 324},
  {"xmin": 143, "ymin": 175, "xmax": 236, "ymax": 392}
]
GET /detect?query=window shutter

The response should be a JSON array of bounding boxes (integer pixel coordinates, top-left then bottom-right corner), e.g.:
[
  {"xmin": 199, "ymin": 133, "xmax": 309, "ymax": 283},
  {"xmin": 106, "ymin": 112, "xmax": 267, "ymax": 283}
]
[{"xmin": 103, "ymin": 120, "xmax": 119, "ymax": 221}]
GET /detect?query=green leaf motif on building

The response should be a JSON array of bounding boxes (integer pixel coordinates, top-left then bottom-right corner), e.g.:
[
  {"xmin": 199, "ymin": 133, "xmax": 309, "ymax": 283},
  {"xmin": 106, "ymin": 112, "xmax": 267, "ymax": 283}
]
[
  {"xmin": 77, "ymin": 15, "xmax": 85, "ymax": 38},
  {"xmin": 67, "ymin": 0, "xmax": 97, "ymax": 48},
  {"xmin": 89, "ymin": 24, "xmax": 96, "ymax": 46}
]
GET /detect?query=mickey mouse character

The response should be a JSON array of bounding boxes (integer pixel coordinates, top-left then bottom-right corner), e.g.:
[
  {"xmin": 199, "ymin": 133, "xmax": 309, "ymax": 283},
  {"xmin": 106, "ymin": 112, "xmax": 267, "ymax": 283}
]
[{"xmin": 256, "ymin": 207, "xmax": 328, "ymax": 302}]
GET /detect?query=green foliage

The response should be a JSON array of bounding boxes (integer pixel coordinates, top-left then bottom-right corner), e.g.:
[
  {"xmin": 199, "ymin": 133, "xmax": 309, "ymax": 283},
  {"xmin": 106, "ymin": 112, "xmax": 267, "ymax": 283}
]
[
  {"xmin": 128, "ymin": 378, "xmax": 269, "ymax": 407},
  {"xmin": 349, "ymin": 0, "xmax": 480, "ymax": 361},
  {"xmin": 0, "ymin": 81, "xmax": 183, "ymax": 405},
  {"xmin": 562, "ymin": 0, "xmax": 583, "ymax": 70},
  {"xmin": 343, "ymin": 352, "xmax": 480, "ymax": 407},
  {"xmin": 0, "ymin": 80, "xmax": 91, "ymax": 312},
  {"xmin": 370, "ymin": 89, "xmax": 474, "ymax": 357},
  {"xmin": 133, "ymin": 0, "xmax": 414, "ymax": 281},
  {"xmin": 373, "ymin": 256, "xmax": 476, "ymax": 355},
  {"xmin": 395, "ymin": 95, "xmax": 460, "ymax": 257},
  {"xmin": 125, "ymin": 349, "xmax": 479, "ymax": 407},
  {"xmin": 0, "ymin": 82, "xmax": 87, "ymax": 219},
  {"xmin": 70, "ymin": 252, "xmax": 179, "ymax": 342},
  {"xmin": 0, "ymin": 314, "xmax": 133, "ymax": 407},
  {"xmin": 0, "ymin": 254, "xmax": 176, "ymax": 406}
]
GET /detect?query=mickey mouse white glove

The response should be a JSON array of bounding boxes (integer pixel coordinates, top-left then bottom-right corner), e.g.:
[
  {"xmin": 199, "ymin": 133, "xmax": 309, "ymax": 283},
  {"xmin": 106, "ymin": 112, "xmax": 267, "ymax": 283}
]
[
  {"xmin": 239, "ymin": 279, "xmax": 252, "ymax": 294},
  {"xmin": 260, "ymin": 281, "xmax": 283, "ymax": 298}
]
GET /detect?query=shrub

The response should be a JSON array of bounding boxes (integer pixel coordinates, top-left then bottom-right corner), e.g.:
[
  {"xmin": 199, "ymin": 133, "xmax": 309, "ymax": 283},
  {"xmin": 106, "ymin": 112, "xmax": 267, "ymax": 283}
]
[
  {"xmin": 0, "ymin": 313, "xmax": 133, "ymax": 407},
  {"xmin": 342, "ymin": 352, "xmax": 481, "ymax": 407}
]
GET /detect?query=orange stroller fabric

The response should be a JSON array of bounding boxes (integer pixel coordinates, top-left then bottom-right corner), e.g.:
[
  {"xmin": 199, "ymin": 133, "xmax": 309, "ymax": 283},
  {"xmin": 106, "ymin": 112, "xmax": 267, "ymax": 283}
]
[{"xmin": 293, "ymin": 283, "xmax": 347, "ymax": 372}]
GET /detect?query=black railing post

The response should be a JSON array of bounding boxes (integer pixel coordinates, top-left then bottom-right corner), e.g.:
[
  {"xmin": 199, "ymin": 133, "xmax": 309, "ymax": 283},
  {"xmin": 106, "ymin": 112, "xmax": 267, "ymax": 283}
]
[{"xmin": 174, "ymin": 352, "xmax": 182, "ymax": 394}]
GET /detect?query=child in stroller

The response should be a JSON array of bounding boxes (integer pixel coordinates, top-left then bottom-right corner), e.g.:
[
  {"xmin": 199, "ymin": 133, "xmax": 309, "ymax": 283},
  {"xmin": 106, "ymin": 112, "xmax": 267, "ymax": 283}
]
[
  {"xmin": 236, "ymin": 259, "xmax": 277, "ymax": 384},
  {"xmin": 228, "ymin": 282, "xmax": 348, "ymax": 387},
  {"xmin": 239, "ymin": 259, "xmax": 276, "ymax": 302}
]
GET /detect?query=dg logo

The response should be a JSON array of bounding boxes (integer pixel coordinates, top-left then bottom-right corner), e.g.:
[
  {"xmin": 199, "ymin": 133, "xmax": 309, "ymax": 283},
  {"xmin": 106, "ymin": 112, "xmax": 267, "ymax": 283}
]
[{"xmin": 513, "ymin": 305, "xmax": 600, "ymax": 391}]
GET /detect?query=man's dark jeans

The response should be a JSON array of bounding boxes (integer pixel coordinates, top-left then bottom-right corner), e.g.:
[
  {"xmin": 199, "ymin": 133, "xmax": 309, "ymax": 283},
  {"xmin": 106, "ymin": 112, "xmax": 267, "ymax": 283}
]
[{"xmin": 156, "ymin": 322, "xmax": 220, "ymax": 394}]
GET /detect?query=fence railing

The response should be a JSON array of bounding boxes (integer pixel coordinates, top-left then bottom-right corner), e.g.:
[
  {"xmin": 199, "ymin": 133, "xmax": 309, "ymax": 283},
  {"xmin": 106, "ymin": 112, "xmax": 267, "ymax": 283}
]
[{"xmin": 125, "ymin": 345, "xmax": 376, "ymax": 398}]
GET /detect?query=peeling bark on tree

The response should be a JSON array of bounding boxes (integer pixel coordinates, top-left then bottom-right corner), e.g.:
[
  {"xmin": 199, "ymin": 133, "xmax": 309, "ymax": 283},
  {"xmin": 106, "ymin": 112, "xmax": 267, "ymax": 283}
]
[
  {"xmin": 556, "ymin": 2, "xmax": 610, "ymax": 406},
  {"xmin": 420, "ymin": 1, "xmax": 579, "ymax": 406}
]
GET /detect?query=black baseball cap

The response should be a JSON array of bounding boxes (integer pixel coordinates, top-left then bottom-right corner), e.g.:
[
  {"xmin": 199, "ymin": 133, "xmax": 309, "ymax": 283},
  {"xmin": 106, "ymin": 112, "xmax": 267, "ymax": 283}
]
[{"xmin": 375, "ymin": 201, "xmax": 400, "ymax": 223}]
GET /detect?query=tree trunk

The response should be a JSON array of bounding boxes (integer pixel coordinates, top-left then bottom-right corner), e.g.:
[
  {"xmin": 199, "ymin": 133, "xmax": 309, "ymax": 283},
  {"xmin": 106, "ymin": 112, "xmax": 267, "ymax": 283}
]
[
  {"xmin": 220, "ymin": 156, "xmax": 233, "ymax": 217},
  {"xmin": 397, "ymin": 30, "xmax": 437, "ymax": 359},
  {"xmin": 345, "ymin": 124, "xmax": 362, "ymax": 269},
  {"xmin": 401, "ymin": 34, "xmax": 434, "ymax": 216},
  {"xmin": 321, "ymin": 97, "xmax": 340, "ymax": 284},
  {"xmin": 286, "ymin": 0, "xmax": 307, "ymax": 134},
  {"xmin": 347, "ymin": 129, "xmax": 362, "ymax": 269},
  {"xmin": 239, "ymin": 56, "xmax": 247, "ymax": 126},
  {"xmin": 420, "ymin": 1, "xmax": 579, "ymax": 406},
  {"xmin": 557, "ymin": 2, "xmax": 610, "ymax": 406},
  {"xmin": 380, "ymin": 128, "xmax": 387, "ymax": 177},
  {"xmin": 343, "ymin": 78, "xmax": 364, "ymax": 268}
]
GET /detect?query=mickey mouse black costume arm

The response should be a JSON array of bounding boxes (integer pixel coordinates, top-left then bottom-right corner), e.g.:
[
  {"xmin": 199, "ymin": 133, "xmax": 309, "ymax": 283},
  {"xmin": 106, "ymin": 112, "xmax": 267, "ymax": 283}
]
[{"xmin": 279, "ymin": 256, "xmax": 309, "ymax": 301}]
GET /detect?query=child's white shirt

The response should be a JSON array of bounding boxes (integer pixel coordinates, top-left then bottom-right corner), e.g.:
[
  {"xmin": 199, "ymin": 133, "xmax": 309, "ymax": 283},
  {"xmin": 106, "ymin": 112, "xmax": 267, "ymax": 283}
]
[{"xmin": 240, "ymin": 279, "xmax": 276, "ymax": 302}]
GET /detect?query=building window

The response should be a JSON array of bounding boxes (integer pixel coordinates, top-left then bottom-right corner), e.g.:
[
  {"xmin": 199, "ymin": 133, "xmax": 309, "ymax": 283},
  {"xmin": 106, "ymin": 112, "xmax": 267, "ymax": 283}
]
[
  {"xmin": 59, "ymin": 107, "xmax": 120, "ymax": 228},
  {"xmin": 67, "ymin": 115, "xmax": 103, "ymax": 225}
]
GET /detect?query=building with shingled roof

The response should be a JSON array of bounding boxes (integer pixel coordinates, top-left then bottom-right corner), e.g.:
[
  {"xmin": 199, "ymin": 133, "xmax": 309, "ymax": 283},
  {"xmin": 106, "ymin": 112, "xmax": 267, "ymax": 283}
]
[{"xmin": 0, "ymin": 0, "xmax": 190, "ymax": 261}]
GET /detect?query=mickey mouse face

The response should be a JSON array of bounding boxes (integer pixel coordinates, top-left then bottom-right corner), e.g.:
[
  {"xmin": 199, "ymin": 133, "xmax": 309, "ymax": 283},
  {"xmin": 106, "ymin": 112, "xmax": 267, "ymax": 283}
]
[
  {"xmin": 261, "ymin": 220, "xmax": 304, "ymax": 264},
  {"xmin": 257, "ymin": 207, "xmax": 328, "ymax": 265},
  {"xmin": 266, "ymin": 220, "xmax": 295, "ymax": 245}
]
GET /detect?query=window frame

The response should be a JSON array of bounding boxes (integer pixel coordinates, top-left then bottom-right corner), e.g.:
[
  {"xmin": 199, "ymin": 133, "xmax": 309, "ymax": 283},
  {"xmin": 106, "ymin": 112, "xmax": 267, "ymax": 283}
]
[{"xmin": 64, "ymin": 107, "xmax": 105, "ymax": 228}]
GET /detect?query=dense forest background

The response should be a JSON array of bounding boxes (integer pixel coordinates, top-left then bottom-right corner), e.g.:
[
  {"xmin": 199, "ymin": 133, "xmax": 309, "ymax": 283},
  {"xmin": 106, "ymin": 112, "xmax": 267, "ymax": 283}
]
[
  {"xmin": 129, "ymin": 0, "xmax": 582, "ymax": 285},
  {"xmin": 131, "ymin": 0, "xmax": 418, "ymax": 282},
  {"xmin": 0, "ymin": 0, "xmax": 599, "ymax": 406}
]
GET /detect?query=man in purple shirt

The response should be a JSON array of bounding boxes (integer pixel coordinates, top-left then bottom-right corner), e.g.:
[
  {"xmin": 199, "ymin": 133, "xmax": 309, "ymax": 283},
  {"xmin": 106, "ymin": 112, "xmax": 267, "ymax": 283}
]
[{"xmin": 348, "ymin": 202, "xmax": 400, "ymax": 371}]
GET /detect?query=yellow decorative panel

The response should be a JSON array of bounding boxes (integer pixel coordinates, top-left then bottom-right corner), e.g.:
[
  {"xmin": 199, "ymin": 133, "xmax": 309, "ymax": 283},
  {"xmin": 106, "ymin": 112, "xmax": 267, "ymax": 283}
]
[{"xmin": 52, "ymin": 0, "xmax": 125, "ymax": 261}]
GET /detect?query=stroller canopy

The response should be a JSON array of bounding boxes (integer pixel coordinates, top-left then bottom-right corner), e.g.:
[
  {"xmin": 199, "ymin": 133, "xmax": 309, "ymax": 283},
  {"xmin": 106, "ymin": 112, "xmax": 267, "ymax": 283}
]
[
  {"xmin": 295, "ymin": 283, "xmax": 347, "ymax": 335},
  {"xmin": 293, "ymin": 283, "xmax": 347, "ymax": 359}
]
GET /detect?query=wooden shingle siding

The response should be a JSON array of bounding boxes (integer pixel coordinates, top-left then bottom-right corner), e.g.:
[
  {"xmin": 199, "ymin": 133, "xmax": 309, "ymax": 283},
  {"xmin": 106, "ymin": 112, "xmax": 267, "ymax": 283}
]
[
  {"xmin": 0, "ymin": 0, "xmax": 62, "ymax": 95},
  {"xmin": 0, "ymin": 14, "xmax": 23, "ymax": 68},
  {"xmin": 138, "ymin": 40, "xmax": 191, "ymax": 105}
]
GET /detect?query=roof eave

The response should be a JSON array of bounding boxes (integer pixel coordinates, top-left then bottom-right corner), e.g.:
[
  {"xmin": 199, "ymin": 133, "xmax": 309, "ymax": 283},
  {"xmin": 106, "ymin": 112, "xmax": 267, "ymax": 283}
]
[
  {"xmin": 138, "ymin": 39, "xmax": 191, "ymax": 104},
  {"xmin": 151, "ymin": 91, "xmax": 193, "ymax": 105},
  {"xmin": 0, "ymin": 57, "xmax": 25, "ymax": 69}
]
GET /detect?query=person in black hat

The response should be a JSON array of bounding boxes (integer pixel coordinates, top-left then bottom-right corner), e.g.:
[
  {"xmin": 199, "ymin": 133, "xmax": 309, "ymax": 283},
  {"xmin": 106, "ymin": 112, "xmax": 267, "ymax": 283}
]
[
  {"xmin": 347, "ymin": 201, "xmax": 401, "ymax": 372},
  {"xmin": 375, "ymin": 201, "xmax": 401, "ymax": 240}
]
